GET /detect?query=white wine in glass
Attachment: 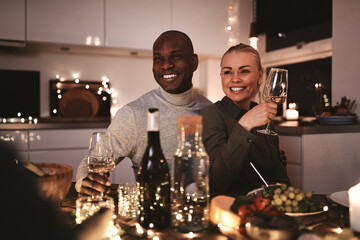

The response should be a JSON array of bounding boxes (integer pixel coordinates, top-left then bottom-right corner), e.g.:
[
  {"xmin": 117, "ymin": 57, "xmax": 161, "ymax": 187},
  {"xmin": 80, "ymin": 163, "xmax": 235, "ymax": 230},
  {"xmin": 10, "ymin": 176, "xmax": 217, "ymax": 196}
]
[
  {"xmin": 257, "ymin": 68, "xmax": 288, "ymax": 135},
  {"xmin": 87, "ymin": 132, "xmax": 115, "ymax": 175}
]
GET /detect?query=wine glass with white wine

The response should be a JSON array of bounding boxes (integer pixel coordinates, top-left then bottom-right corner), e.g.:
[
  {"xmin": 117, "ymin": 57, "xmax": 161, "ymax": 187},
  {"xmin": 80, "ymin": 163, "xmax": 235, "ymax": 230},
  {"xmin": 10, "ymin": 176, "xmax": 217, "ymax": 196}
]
[
  {"xmin": 87, "ymin": 132, "xmax": 115, "ymax": 197},
  {"xmin": 257, "ymin": 68, "xmax": 288, "ymax": 135}
]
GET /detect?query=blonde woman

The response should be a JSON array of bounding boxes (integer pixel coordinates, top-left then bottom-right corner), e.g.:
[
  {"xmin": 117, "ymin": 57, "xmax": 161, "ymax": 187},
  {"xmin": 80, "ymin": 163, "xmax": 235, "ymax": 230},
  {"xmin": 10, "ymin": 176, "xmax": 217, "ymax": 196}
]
[{"xmin": 201, "ymin": 43, "xmax": 290, "ymax": 196}]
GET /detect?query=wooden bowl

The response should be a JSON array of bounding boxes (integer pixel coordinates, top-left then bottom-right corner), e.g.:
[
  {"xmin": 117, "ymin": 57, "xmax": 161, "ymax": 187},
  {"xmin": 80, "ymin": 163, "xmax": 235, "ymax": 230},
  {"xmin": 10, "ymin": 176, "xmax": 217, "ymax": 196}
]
[
  {"xmin": 59, "ymin": 88, "xmax": 99, "ymax": 118},
  {"xmin": 34, "ymin": 163, "xmax": 73, "ymax": 202}
]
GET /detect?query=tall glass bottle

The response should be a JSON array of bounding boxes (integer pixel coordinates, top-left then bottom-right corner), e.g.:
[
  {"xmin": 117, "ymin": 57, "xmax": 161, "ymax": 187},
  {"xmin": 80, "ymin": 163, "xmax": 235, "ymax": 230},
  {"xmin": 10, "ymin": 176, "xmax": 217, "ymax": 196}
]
[
  {"xmin": 137, "ymin": 108, "xmax": 171, "ymax": 230},
  {"xmin": 172, "ymin": 115, "xmax": 210, "ymax": 232}
]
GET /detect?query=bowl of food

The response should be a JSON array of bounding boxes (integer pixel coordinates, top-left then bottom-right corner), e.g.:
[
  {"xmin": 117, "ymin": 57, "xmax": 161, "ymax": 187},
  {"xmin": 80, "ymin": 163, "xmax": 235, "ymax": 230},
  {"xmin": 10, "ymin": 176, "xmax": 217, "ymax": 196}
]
[
  {"xmin": 210, "ymin": 185, "xmax": 325, "ymax": 239},
  {"xmin": 246, "ymin": 184, "xmax": 325, "ymax": 217},
  {"xmin": 26, "ymin": 162, "xmax": 73, "ymax": 202},
  {"xmin": 317, "ymin": 97, "xmax": 358, "ymax": 125},
  {"xmin": 210, "ymin": 193, "xmax": 298, "ymax": 240}
]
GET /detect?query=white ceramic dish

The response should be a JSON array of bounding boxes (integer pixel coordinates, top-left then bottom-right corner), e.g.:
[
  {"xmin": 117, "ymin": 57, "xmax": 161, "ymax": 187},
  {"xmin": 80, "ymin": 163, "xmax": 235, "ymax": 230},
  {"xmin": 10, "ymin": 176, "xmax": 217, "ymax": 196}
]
[
  {"xmin": 285, "ymin": 210, "xmax": 325, "ymax": 217},
  {"xmin": 329, "ymin": 190, "xmax": 349, "ymax": 207}
]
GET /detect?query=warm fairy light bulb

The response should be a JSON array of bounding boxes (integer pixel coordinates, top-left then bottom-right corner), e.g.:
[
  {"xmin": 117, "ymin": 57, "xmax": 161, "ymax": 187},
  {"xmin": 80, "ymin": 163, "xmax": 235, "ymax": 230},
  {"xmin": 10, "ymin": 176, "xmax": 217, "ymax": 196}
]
[
  {"xmin": 226, "ymin": 25, "xmax": 232, "ymax": 31},
  {"xmin": 86, "ymin": 36, "xmax": 92, "ymax": 45},
  {"xmin": 75, "ymin": 78, "xmax": 80, "ymax": 83},
  {"xmin": 228, "ymin": 17, "xmax": 233, "ymax": 22},
  {"xmin": 94, "ymin": 36, "xmax": 101, "ymax": 46},
  {"xmin": 73, "ymin": 73, "xmax": 79, "ymax": 79},
  {"xmin": 55, "ymin": 74, "xmax": 60, "ymax": 79},
  {"xmin": 102, "ymin": 76, "xmax": 110, "ymax": 82}
]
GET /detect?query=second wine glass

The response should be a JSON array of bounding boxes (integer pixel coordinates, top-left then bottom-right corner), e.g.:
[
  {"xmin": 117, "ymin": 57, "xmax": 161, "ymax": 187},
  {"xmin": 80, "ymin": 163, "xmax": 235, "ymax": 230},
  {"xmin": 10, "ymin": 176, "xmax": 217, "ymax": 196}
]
[{"xmin": 257, "ymin": 68, "xmax": 288, "ymax": 135}]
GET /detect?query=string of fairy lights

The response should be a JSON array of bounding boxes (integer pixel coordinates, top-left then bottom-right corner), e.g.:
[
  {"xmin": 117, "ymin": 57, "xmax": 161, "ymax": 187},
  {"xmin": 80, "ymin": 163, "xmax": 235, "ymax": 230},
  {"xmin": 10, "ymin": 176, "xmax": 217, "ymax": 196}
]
[
  {"xmin": 226, "ymin": 0, "xmax": 258, "ymax": 50},
  {"xmin": 226, "ymin": 0, "xmax": 240, "ymax": 47}
]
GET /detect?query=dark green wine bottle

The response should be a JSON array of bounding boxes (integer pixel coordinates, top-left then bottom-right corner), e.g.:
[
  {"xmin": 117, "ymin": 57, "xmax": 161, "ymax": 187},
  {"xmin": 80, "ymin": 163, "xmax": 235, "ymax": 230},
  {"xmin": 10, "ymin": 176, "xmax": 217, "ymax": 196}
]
[{"xmin": 137, "ymin": 108, "xmax": 171, "ymax": 230}]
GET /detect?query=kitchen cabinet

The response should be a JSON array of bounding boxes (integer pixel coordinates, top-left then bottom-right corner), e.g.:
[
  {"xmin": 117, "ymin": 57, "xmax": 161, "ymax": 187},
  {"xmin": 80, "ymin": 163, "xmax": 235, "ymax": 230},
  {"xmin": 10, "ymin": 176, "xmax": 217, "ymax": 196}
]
[
  {"xmin": 105, "ymin": 0, "xmax": 171, "ymax": 50},
  {"xmin": 0, "ymin": 130, "xmax": 28, "ymax": 162},
  {"xmin": 278, "ymin": 136, "xmax": 302, "ymax": 189},
  {"xmin": 0, "ymin": 127, "xmax": 135, "ymax": 183},
  {"xmin": 28, "ymin": 129, "xmax": 106, "ymax": 181},
  {"xmin": 0, "ymin": 0, "xmax": 25, "ymax": 42},
  {"xmin": 105, "ymin": 0, "xmax": 229, "ymax": 55},
  {"xmin": 27, "ymin": 0, "xmax": 104, "ymax": 46},
  {"xmin": 172, "ymin": 0, "xmax": 229, "ymax": 56},
  {"xmin": 279, "ymin": 131, "xmax": 360, "ymax": 194}
]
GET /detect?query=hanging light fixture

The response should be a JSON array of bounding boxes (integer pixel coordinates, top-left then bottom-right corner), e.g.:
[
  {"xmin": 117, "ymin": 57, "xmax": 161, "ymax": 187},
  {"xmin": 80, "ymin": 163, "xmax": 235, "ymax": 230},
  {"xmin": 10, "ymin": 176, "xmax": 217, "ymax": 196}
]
[{"xmin": 249, "ymin": 0, "xmax": 258, "ymax": 49}]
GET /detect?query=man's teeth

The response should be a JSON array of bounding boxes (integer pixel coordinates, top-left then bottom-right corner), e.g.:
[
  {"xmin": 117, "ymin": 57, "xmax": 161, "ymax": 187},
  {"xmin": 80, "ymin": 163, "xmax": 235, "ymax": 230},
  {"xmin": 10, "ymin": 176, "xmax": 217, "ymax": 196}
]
[
  {"xmin": 231, "ymin": 87, "xmax": 245, "ymax": 91},
  {"xmin": 163, "ymin": 74, "xmax": 177, "ymax": 79}
]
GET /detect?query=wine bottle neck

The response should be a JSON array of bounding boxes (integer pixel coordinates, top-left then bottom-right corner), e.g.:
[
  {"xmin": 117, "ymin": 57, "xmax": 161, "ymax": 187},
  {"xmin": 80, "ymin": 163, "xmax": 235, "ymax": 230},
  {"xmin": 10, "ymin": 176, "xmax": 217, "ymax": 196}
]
[{"xmin": 147, "ymin": 110, "xmax": 159, "ymax": 131}]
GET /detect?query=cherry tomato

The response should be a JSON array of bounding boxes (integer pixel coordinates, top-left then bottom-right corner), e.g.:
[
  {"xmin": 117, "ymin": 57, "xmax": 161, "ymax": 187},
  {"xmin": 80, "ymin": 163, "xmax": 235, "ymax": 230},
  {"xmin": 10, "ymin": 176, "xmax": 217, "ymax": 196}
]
[{"xmin": 253, "ymin": 196, "xmax": 271, "ymax": 211}]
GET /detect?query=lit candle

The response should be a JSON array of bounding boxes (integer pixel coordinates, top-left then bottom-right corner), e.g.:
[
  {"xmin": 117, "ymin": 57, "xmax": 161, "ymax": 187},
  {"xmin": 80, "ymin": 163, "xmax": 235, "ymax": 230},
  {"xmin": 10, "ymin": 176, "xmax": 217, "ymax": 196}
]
[
  {"xmin": 286, "ymin": 103, "xmax": 299, "ymax": 120},
  {"xmin": 349, "ymin": 183, "xmax": 360, "ymax": 233}
]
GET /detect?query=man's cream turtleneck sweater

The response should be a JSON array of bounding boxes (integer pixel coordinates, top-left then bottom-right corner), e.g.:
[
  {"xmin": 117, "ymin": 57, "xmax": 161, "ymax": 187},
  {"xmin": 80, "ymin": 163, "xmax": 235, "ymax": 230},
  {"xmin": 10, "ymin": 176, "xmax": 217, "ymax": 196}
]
[{"xmin": 75, "ymin": 87, "xmax": 212, "ymax": 191}]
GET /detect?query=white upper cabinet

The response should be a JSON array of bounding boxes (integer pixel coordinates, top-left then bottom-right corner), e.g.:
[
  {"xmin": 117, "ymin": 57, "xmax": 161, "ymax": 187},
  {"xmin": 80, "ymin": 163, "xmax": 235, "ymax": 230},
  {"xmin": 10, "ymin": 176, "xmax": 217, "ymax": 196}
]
[
  {"xmin": 22, "ymin": 0, "xmax": 230, "ymax": 55},
  {"xmin": 0, "ymin": 0, "xmax": 25, "ymax": 41},
  {"xmin": 172, "ymin": 0, "xmax": 229, "ymax": 56},
  {"xmin": 105, "ymin": 0, "xmax": 171, "ymax": 50},
  {"xmin": 27, "ymin": 0, "xmax": 104, "ymax": 46}
]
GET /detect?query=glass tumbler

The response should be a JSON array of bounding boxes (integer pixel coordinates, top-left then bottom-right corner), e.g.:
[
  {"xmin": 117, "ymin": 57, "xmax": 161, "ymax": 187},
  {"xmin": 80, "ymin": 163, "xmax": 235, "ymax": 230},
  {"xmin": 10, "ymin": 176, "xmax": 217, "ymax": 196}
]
[{"xmin": 118, "ymin": 181, "xmax": 139, "ymax": 225}]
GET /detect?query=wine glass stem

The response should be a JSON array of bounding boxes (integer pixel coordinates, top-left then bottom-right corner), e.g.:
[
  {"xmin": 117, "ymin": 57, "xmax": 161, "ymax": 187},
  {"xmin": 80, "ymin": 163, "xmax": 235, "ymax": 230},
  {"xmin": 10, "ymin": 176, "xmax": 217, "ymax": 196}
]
[{"xmin": 265, "ymin": 122, "xmax": 271, "ymax": 134}]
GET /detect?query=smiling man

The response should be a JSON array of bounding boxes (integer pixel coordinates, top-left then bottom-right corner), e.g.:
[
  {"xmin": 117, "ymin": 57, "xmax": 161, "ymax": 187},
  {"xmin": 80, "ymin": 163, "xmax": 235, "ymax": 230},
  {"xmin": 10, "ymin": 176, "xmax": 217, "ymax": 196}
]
[{"xmin": 75, "ymin": 30, "xmax": 212, "ymax": 197}]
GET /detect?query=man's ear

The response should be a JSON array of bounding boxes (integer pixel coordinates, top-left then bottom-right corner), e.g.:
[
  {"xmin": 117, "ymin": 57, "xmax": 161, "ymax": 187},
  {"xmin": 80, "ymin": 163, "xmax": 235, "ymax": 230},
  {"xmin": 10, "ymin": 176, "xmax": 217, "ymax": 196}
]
[{"xmin": 192, "ymin": 54, "xmax": 199, "ymax": 72}]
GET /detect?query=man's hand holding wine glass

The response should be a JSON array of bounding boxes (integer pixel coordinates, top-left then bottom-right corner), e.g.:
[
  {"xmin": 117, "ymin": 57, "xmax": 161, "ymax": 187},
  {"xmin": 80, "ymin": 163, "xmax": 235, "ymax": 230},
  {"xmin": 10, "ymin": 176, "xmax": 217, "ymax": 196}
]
[{"xmin": 79, "ymin": 132, "xmax": 115, "ymax": 198}]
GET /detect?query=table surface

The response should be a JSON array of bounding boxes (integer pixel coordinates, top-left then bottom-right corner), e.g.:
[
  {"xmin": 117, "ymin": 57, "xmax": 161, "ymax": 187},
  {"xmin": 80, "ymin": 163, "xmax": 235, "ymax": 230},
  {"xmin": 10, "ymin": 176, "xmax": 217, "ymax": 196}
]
[{"xmin": 56, "ymin": 183, "xmax": 353, "ymax": 240}]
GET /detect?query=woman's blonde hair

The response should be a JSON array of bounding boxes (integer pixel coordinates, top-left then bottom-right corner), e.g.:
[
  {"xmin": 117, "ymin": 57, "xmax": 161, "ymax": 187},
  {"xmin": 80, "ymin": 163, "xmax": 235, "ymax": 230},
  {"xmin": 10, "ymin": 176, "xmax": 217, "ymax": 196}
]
[{"xmin": 221, "ymin": 43, "xmax": 262, "ymax": 71}]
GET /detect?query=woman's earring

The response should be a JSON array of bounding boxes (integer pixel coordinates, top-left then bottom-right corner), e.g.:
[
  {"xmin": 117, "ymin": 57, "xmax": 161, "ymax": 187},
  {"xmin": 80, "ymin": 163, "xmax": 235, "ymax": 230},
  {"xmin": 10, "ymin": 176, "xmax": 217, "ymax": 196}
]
[{"xmin": 258, "ymin": 82, "xmax": 261, "ymax": 85}]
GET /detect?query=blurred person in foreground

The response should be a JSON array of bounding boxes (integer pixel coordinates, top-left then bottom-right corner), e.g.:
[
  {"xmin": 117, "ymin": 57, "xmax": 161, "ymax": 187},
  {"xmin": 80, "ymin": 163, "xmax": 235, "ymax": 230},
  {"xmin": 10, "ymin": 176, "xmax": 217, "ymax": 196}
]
[
  {"xmin": 0, "ymin": 143, "xmax": 112, "ymax": 240},
  {"xmin": 201, "ymin": 43, "xmax": 290, "ymax": 197},
  {"xmin": 76, "ymin": 30, "xmax": 212, "ymax": 197}
]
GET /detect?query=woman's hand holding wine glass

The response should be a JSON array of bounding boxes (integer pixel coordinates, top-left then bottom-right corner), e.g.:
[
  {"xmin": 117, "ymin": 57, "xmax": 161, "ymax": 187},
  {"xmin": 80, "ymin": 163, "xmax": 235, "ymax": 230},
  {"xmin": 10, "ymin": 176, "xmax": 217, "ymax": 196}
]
[
  {"xmin": 87, "ymin": 132, "xmax": 115, "ymax": 199},
  {"xmin": 257, "ymin": 68, "xmax": 288, "ymax": 135}
]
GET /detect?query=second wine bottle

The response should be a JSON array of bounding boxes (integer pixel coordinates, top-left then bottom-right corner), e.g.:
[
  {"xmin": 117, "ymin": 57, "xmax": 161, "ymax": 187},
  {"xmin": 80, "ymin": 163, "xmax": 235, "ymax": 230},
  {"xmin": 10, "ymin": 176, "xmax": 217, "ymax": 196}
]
[{"xmin": 137, "ymin": 108, "xmax": 171, "ymax": 230}]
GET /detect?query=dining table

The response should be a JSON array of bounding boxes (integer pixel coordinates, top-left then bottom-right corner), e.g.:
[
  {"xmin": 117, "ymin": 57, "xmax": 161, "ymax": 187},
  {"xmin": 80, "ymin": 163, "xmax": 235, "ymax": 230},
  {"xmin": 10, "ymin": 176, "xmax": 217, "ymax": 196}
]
[{"xmin": 56, "ymin": 183, "xmax": 355, "ymax": 240}]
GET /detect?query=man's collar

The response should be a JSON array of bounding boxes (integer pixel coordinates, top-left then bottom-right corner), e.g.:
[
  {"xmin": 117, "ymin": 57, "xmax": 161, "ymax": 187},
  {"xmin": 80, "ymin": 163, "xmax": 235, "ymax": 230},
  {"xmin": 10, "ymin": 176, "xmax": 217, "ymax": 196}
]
[{"xmin": 158, "ymin": 87, "xmax": 194, "ymax": 106}]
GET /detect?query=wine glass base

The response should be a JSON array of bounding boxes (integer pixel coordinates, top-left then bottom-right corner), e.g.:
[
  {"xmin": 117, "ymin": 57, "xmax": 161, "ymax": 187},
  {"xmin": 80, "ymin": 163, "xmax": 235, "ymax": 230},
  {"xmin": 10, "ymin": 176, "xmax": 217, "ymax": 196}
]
[{"xmin": 257, "ymin": 129, "xmax": 278, "ymax": 136}]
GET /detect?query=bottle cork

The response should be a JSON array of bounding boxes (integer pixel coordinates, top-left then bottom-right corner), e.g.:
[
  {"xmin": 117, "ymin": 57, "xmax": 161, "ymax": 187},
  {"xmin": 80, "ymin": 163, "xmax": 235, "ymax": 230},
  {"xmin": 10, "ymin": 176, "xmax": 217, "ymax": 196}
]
[{"xmin": 177, "ymin": 115, "xmax": 202, "ymax": 134}]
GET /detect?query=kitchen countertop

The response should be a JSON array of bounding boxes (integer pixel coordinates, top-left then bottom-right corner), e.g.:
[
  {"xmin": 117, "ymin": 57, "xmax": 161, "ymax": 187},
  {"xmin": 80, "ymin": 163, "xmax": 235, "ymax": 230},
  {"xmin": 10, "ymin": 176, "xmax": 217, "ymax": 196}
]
[
  {"xmin": 275, "ymin": 120, "xmax": 360, "ymax": 135},
  {"xmin": 0, "ymin": 118, "xmax": 110, "ymax": 130},
  {"xmin": 1, "ymin": 118, "xmax": 360, "ymax": 135}
]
